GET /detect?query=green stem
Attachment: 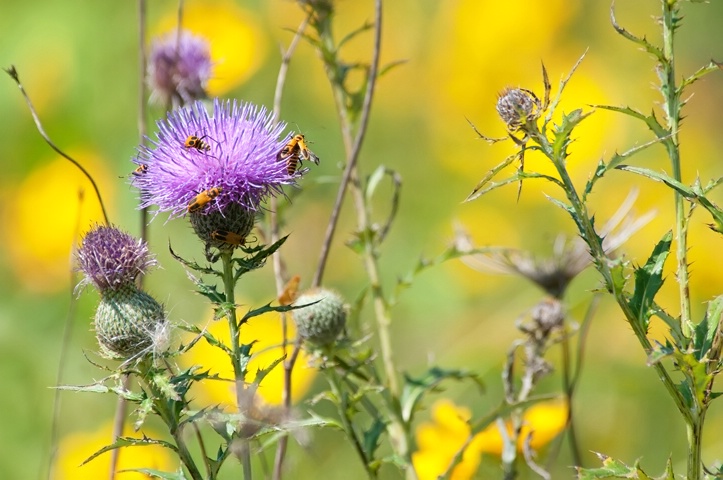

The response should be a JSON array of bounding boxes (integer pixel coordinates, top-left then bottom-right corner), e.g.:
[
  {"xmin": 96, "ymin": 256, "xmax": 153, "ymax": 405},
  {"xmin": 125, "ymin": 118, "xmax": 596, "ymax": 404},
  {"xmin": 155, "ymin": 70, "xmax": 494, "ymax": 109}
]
[
  {"xmin": 531, "ymin": 129, "xmax": 691, "ymax": 423},
  {"xmin": 220, "ymin": 252, "xmax": 253, "ymax": 479},
  {"xmin": 686, "ymin": 411, "xmax": 705, "ymax": 480}
]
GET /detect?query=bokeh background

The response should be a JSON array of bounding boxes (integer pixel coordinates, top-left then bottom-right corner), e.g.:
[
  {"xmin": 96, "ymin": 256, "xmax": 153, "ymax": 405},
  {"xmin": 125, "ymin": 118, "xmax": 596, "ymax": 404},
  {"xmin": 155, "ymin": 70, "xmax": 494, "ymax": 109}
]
[{"xmin": 1, "ymin": 0, "xmax": 723, "ymax": 478}]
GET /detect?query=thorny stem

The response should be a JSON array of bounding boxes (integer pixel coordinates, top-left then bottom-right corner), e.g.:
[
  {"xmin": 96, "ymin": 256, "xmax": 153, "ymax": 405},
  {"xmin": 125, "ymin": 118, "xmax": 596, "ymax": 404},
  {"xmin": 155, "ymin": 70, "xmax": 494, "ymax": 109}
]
[
  {"xmin": 661, "ymin": 0, "xmax": 692, "ymax": 338},
  {"xmin": 220, "ymin": 251, "xmax": 253, "ymax": 479},
  {"xmin": 4, "ymin": 66, "xmax": 110, "ymax": 225},
  {"xmin": 269, "ymin": 15, "xmax": 309, "ymax": 480},
  {"xmin": 662, "ymin": 3, "xmax": 703, "ymax": 478}
]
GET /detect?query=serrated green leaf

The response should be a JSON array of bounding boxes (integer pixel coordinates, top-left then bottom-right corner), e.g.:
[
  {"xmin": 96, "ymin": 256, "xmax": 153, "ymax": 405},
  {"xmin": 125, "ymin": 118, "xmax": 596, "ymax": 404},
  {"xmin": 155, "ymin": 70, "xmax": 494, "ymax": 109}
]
[
  {"xmin": 362, "ymin": 418, "xmax": 386, "ymax": 461},
  {"xmin": 693, "ymin": 296, "xmax": 723, "ymax": 361},
  {"xmin": 628, "ymin": 231, "xmax": 672, "ymax": 332},
  {"xmin": 552, "ymin": 109, "xmax": 592, "ymax": 160},
  {"xmin": 232, "ymin": 236, "xmax": 288, "ymax": 281},
  {"xmin": 168, "ymin": 242, "xmax": 218, "ymax": 276},
  {"xmin": 646, "ymin": 341, "xmax": 675, "ymax": 366},
  {"xmin": 590, "ymin": 105, "xmax": 667, "ymax": 139}
]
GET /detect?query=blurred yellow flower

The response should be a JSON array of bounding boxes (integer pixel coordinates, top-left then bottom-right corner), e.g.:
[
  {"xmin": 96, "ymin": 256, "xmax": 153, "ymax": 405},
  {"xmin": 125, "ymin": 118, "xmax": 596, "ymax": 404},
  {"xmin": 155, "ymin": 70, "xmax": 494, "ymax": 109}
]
[
  {"xmin": 52, "ymin": 422, "xmax": 176, "ymax": 479},
  {"xmin": 413, "ymin": 399, "xmax": 568, "ymax": 479},
  {"xmin": 184, "ymin": 310, "xmax": 317, "ymax": 408},
  {"xmin": 2, "ymin": 151, "xmax": 114, "ymax": 293},
  {"xmin": 155, "ymin": 0, "xmax": 266, "ymax": 96}
]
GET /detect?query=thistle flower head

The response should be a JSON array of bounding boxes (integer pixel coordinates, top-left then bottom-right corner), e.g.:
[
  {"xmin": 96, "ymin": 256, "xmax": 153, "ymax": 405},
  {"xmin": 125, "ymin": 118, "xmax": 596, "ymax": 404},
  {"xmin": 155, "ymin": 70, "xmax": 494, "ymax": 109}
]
[
  {"xmin": 76, "ymin": 225, "xmax": 157, "ymax": 293},
  {"xmin": 293, "ymin": 288, "xmax": 347, "ymax": 346},
  {"xmin": 148, "ymin": 30, "xmax": 212, "ymax": 107},
  {"xmin": 132, "ymin": 99, "xmax": 296, "ymax": 221},
  {"xmin": 496, "ymin": 87, "xmax": 538, "ymax": 131}
]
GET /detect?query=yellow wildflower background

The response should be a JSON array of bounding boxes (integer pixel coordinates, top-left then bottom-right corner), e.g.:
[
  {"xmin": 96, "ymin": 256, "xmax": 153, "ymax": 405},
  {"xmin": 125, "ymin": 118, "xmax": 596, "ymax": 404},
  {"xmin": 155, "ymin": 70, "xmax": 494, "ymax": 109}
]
[{"xmin": 0, "ymin": 0, "xmax": 722, "ymax": 478}]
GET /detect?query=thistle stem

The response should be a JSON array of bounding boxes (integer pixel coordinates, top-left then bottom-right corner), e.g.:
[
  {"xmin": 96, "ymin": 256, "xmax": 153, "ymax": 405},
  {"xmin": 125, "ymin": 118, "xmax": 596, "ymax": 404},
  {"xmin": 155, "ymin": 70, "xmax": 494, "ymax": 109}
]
[{"xmin": 220, "ymin": 251, "xmax": 253, "ymax": 479}]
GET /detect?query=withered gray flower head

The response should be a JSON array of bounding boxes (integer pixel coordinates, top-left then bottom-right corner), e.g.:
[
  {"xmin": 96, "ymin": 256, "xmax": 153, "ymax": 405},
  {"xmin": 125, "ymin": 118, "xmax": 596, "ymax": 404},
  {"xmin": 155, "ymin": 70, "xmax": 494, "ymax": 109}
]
[{"xmin": 455, "ymin": 190, "xmax": 654, "ymax": 298}]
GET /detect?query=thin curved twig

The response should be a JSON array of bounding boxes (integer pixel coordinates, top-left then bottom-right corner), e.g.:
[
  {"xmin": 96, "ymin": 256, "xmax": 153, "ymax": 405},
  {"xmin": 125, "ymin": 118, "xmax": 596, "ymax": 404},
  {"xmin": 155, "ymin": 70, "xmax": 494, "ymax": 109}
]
[
  {"xmin": 5, "ymin": 66, "xmax": 110, "ymax": 226},
  {"xmin": 311, "ymin": 0, "xmax": 383, "ymax": 288}
]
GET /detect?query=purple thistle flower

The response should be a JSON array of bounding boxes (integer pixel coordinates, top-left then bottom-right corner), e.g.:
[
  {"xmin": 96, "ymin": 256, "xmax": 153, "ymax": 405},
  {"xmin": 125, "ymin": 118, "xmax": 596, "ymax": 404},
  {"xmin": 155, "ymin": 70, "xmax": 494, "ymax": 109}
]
[
  {"xmin": 132, "ymin": 99, "xmax": 295, "ymax": 220},
  {"xmin": 148, "ymin": 29, "xmax": 212, "ymax": 107},
  {"xmin": 76, "ymin": 225, "xmax": 157, "ymax": 293}
]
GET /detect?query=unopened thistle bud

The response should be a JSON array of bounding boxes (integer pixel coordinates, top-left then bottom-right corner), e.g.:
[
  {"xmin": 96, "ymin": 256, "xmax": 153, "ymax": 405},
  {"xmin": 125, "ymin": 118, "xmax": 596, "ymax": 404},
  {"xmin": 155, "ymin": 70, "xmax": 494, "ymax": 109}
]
[
  {"xmin": 293, "ymin": 288, "xmax": 347, "ymax": 346},
  {"xmin": 76, "ymin": 225, "xmax": 169, "ymax": 360},
  {"xmin": 95, "ymin": 283, "xmax": 169, "ymax": 360},
  {"xmin": 496, "ymin": 87, "xmax": 537, "ymax": 131}
]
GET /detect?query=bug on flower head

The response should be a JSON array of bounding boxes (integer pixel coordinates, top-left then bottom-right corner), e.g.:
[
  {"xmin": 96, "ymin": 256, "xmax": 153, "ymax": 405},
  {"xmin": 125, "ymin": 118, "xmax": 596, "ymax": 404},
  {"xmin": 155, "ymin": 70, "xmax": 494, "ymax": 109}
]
[
  {"xmin": 184, "ymin": 134, "xmax": 212, "ymax": 152},
  {"xmin": 187, "ymin": 186, "xmax": 222, "ymax": 213},
  {"xmin": 277, "ymin": 134, "xmax": 319, "ymax": 175},
  {"xmin": 210, "ymin": 229, "xmax": 245, "ymax": 246},
  {"xmin": 132, "ymin": 164, "xmax": 148, "ymax": 176}
]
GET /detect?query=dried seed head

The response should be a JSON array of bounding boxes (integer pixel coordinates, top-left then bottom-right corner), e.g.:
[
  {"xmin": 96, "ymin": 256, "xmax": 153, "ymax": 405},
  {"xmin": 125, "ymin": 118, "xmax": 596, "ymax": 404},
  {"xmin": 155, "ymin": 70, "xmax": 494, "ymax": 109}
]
[
  {"xmin": 496, "ymin": 88, "xmax": 537, "ymax": 130},
  {"xmin": 531, "ymin": 297, "xmax": 565, "ymax": 337},
  {"xmin": 94, "ymin": 283, "xmax": 169, "ymax": 360},
  {"xmin": 293, "ymin": 288, "xmax": 347, "ymax": 346}
]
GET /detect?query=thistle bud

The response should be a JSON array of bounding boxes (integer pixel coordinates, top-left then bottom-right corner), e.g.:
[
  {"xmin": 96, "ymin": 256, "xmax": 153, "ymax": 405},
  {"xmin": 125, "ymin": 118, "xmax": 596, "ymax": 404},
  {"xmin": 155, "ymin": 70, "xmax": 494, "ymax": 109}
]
[
  {"xmin": 94, "ymin": 283, "xmax": 169, "ymax": 360},
  {"xmin": 293, "ymin": 288, "xmax": 347, "ymax": 346}
]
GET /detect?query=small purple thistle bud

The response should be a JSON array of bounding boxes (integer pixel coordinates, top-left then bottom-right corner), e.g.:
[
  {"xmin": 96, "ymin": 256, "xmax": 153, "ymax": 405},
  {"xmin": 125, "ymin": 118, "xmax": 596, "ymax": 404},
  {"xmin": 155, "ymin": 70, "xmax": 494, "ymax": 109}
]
[
  {"xmin": 496, "ymin": 87, "xmax": 537, "ymax": 130},
  {"xmin": 76, "ymin": 225, "xmax": 157, "ymax": 293},
  {"xmin": 132, "ymin": 99, "xmax": 297, "ymax": 227},
  {"xmin": 148, "ymin": 29, "xmax": 213, "ymax": 107},
  {"xmin": 293, "ymin": 288, "xmax": 347, "ymax": 347}
]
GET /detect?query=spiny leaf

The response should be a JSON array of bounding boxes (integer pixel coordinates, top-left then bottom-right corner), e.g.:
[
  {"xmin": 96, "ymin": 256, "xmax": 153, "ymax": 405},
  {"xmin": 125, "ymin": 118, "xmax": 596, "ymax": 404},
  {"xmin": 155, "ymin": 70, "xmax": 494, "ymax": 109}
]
[
  {"xmin": 168, "ymin": 241, "xmax": 218, "ymax": 276},
  {"xmin": 590, "ymin": 105, "xmax": 667, "ymax": 138},
  {"xmin": 693, "ymin": 296, "xmax": 723, "ymax": 361},
  {"xmin": 464, "ymin": 151, "xmax": 519, "ymax": 202},
  {"xmin": 119, "ymin": 468, "xmax": 187, "ymax": 480},
  {"xmin": 551, "ymin": 109, "xmax": 592, "ymax": 160},
  {"xmin": 628, "ymin": 231, "xmax": 672, "ymax": 332},
  {"xmin": 232, "ymin": 236, "xmax": 288, "ymax": 280},
  {"xmin": 81, "ymin": 436, "xmax": 178, "ymax": 466},
  {"xmin": 679, "ymin": 60, "xmax": 722, "ymax": 92},
  {"xmin": 362, "ymin": 418, "xmax": 386, "ymax": 461},
  {"xmin": 617, "ymin": 165, "xmax": 723, "ymax": 233},
  {"xmin": 610, "ymin": 2, "xmax": 664, "ymax": 62}
]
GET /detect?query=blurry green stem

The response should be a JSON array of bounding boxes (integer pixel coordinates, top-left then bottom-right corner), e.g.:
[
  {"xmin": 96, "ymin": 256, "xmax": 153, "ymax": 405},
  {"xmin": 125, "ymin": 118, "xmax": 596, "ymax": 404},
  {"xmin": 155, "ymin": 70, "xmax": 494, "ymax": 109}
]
[
  {"xmin": 686, "ymin": 411, "xmax": 704, "ymax": 480},
  {"xmin": 327, "ymin": 367, "xmax": 376, "ymax": 479},
  {"xmin": 220, "ymin": 251, "xmax": 253, "ymax": 480}
]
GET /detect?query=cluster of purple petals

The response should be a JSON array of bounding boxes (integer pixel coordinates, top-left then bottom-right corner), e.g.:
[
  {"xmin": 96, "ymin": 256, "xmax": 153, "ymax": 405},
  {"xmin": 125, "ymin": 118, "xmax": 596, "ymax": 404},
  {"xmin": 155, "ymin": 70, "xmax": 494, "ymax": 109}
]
[
  {"xmin": 148, "ymin": 30, "xmax": 212, "ymax": 106},
  {"xmin": 132, "ymin": 99, "xmax": 295, "ymax": 219},
  {"xmin": 76, "ymin": 225, "xmax": 157, "ymax": 292}
]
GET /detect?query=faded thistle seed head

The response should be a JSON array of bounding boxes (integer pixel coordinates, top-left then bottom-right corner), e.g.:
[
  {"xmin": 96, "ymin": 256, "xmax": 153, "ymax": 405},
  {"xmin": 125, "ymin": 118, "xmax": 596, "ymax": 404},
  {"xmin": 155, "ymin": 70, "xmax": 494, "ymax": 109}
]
[
  {"xmin": 293, "ymin": 288, "xmax": 347, "ymax": 346},
  {"xmin": 76, "ymin": 224, "xmax": 157, "ymax": 293},
  {"xmin": 496, "ymin": 87, "xmax": 537, "ymax": 131},
  {"xmin": 94, "ymin": 283, "xmax": 169, "ymax": 360}
]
